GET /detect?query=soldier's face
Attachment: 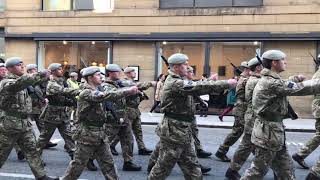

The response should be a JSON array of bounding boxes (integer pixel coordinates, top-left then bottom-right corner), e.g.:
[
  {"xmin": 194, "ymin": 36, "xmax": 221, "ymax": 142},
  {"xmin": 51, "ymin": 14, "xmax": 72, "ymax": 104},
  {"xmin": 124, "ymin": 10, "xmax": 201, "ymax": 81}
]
[
  {"xmin": 108, "ymin": 71, "xmax": 120, "ymax": 80},
  {"xmin": 53, "ymin": 67, "xmax": 63, "ymax": 77},
  {"xmin": 273, "ymin": 59, "xmax": 287, "ymax": 72},
  {"xmin": 126, "ymin": 71, "xmax": 136, "ymax": 79},
  {"xmin": 174, "ymin": 62, "xmax": 188, "ymax": 77},
  {"xmin": 0, "ymin": 67, "xmax": 7, "ymax": 78},
  {"xmin": 8, "ymin": 63, "xmax": 24, "ymax": 76},
  {"xmin": 29, "ymin": 68, "xmax": 37, "ymax": 74},
  {"xmin": 90, "ymin": 72, "xmax": 102, "ymax": 85},
  {"xmin": 186, "ymin": 71, "xmax": 194, "ymax": 80}
]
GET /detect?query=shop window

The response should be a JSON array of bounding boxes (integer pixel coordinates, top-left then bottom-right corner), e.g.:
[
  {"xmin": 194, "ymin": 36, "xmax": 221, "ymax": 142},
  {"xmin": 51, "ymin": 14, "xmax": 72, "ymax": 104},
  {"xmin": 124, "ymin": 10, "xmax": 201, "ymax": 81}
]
[
  {"xmin": 160, "ymin": 42, "xmax": 205, "ymax": 79},
  {"xmin": 39, "ymin": 41, "xmax": 110, "ymax": 74},
  {"xmin": 0, "ymin": 0, "xmax": 4, "ymax": 11},
  {"xmin": 210, "ymin": 42, "xmax": 261, "ymax": 79},
  {"xmin": 43, "ymin": 0, "xmax": 72, "ymax": 11}
]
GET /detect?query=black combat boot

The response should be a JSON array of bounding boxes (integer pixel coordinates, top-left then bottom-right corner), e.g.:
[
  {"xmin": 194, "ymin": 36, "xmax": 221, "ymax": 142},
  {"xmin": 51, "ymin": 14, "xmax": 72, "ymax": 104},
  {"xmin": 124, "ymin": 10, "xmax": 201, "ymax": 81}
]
[
  {"xmin": 44, "ymin": 142, "xmax": 58, "ymax": 149},
  {"xmin": 147, "ymin": 162, "xmax": 155, "ymax": 173},
  {"xmin": 225, "ymin": 168, "xmax": 241, "ymax": 180},
  {"xmin": 123, "ymin": 161, "xmax": 142, "ymax": 171},
  {"xmin": 110, "ymin": 146, "xmax": 118, "ymax": 156},
  {"xmin": 36, "ymin": 175, "xmax": 59, "ymax": 180},
  {"xmin": 292, "ymin": 153, "xmax": 309, "ymax": 169},
  {"xmin": 17, "ymin": 151, "xmax": 25, "ymax": 161},
  {"xmin": 306, "ymin": 172, "xmax": 320, "ymax": 180},
  {"xmin": 69, "ymin": 152, "xmax": 74, "ymax": 160},
  {"xmin": 87, "ymin": 159, "xmax": 98, "ymax": 171},
  {"xmin": 138, "ymin": 148, "xmax": 153, "ymax": 155},
  {"xmin": 215, "ymin": 151, "xmax": 231, "ymax": 162},
  {"xmin": 197, "ymin": 149, "xmax": 212, "ymax": 158},
  {"xmin": 200, "ymin": 164, "xmax": 211, "ymax": 174}
]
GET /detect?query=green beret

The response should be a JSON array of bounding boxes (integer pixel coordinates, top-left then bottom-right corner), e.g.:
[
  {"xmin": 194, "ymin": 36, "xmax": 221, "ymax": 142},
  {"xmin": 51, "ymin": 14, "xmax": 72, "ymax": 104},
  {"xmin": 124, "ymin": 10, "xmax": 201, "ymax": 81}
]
[
  {"xmin": 262, "ymin": 50, "xmax": 286, "ymax": 61},
  {"xmin": 106, "ymin": 64, "xmax": 121, "ymax": 72},
  {"xmin": 124, "ymin": 67, "xmax": 135, "ymax": 73},
  {"xmin": 168, "ymin": 53, "xmax": 189, "ymax": 64},
  {"xmin": 0, "ymin": 63, "xmax": 5, "ymax": 67},
  {"xmin": 187, "ymin": 66, "xmax": 194, "ymax": 72},
  {"xmin": 5, "ymin": 57, "xmax": 23, "ymax": 68},
  {"xmin": 248, "ymin": 57, "xmax": 260, "ymax": 67},
  {"xmin": 69, "ymin": 72, "xmax": 78, "ymax": 77},
  {"xmin": 82, "ymin": 66, "xmax": 100, "ymax": 77},
  {"xmin": 240, "ymin": 61, "xmax": 249, "ymax": 68},
  {"xmin": 48, "ymin": 63, "xmax": 62, "ymax": 71},
  {"xmin": 26, "ymin": 64, "xmax": 37, "ymax": 71}
]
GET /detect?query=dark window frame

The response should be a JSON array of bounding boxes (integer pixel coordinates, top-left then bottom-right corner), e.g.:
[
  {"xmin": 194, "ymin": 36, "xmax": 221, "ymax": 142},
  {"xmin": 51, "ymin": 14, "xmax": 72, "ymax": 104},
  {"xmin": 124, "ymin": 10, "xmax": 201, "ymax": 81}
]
[{"xmin": 159, "ymin": 0, "xmax": 263, "ymax": 9}]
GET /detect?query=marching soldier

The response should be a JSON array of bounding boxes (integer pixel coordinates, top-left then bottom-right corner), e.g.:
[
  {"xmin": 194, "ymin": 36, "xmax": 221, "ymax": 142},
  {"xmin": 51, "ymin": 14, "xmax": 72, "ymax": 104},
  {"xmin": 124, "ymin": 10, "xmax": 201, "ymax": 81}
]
[
  {"xmin": 148, "ymin": 53, "xmax": 237, "ymax": 180},
  {"xmin": 241, "ymin": 50, "xmax": 320, "ymax": 179},
  {"xmin": 225, "ymin": 57, "xmax": 263, "ymax": 179},
  {"xmin": 215, "ymin": 61, "xmax": 251, "ymax": 162},
  {"xmin": 102, "ymin": 64, "xmax": 142, "ymax": 171},
  {"xmin": 37, "ymin": 63, "xmax": 80, "ymax": 159},
  {"xmin": 292, "ymin": 67, "xmax": 320, "ymax": 170},
  {"xmin": 62, "ymin": 66, "xmax": 139, "ymax": 180},
  {"xmin": 109, "ymin": 67, "xmax": 155, "ymax": 155},
  {"xmin": 0, "ymin": 57, "xmax": 58, "ymax": 180}
]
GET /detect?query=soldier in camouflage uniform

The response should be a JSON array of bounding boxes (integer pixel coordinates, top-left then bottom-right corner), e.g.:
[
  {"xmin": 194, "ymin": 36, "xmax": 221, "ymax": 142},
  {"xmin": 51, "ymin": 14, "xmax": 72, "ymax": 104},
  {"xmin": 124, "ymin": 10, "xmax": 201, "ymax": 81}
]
[
  {"xmin": 0, "ymin": 57, "xmax": 58, "ymax": 180},
  {"xmin": 26, "ymin": 64, "xmax": 57, "ymax": 149},
  {"xmin": 225, "ymin": 57, "xmax": 263, "ymax": 179},
  {"xmin": 62, "ymin": 66, "xmax": 139, "ymax": 180},
  {"xmin": 147, "ymin": 66, "xmax": 212, "ymax": 175},
  {"xmin": 148, "ymin": 53, "xmax": 237, "ymax": 180},
  {"xmin": 109, "ymin": 67, "xmax": 155, "ymax": 156},
  {"xmin": 216, "ymin": 61, "xmax": 251, "ymax": 162},
  {"xmin": 241, "ymin": 50, "xmax": 320, "ymax": 180},
  {"xmin": 292, "ymin": 67, "xmax": 320, "ymax": 170},
  {"xmin": 37, "ymin": 63, "xmax": 80, "ymax": 159},
  {"xmin": 102, "ymin": 64, "xmax": 142, "ymax": 171}
]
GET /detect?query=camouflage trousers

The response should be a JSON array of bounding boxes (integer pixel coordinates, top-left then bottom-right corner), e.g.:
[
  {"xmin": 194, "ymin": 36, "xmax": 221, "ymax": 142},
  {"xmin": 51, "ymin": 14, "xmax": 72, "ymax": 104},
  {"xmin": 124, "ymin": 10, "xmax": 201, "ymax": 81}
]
[
  {"xmin": 148, "ymin": 139, "xmax": 202, "ymax": 180},
  {"xmin": 191, "ymin": 120, "xmax": 202, "ymax": 150},
  {"xmin": 0, "ymin": 128, "xmax": 46, "ymax": 178},
  {"xmin": 296, "ymin": 118, "xmax": 320, "ymax": 159},
  {"xmin": 217, "ymin": 114, "xmax": 244, "ymax": 155},
  {"xmin": 241, "ymin": 146, "xmax": 295, "ymax": 180},
  {"xmin": 106, "ymin": 123, "xmax": 134, "ymax": 162},
  {"xmin": 62, "ymin": 141, "xmax": 118, "ymax": 180},
  {"xmin": 29, "ymin": 114, "xmax": 45, "ymax": 132},
  {"xmin": 110, "ymin": 108, "xmax": 146, "ymax": 150},
  {"xmin": 310, "ymin": 159, "xmax": 320, "ymax": 178},
  {"xmin": 37, "ymin": 121, "xmax": 75, "ymax": 155},
  {"xmin": 229, "ymin": 133, "xmax": 255, "ymax": 171}
]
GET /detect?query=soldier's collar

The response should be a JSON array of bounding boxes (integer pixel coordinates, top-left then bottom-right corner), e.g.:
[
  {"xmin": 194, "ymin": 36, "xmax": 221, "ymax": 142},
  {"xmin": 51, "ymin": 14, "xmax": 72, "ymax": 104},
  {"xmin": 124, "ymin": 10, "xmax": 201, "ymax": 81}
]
[
  {"xmin": 82, "ymin": 82, "xmax": 96, "ymax": 90},
  {"xmin": 6, "ymin": 72, "xmax": 20, "ymax": 79},
  {"xmin": 261, "ymin": 68, "xmax": 281, "ymax": 79},
  {"xmin": 168, "ymin": 70, "xmax": 183, "ymax": 79},
  {"xmin": 250, "ymin": 72, "xmax": 261, "ymax": 78}
]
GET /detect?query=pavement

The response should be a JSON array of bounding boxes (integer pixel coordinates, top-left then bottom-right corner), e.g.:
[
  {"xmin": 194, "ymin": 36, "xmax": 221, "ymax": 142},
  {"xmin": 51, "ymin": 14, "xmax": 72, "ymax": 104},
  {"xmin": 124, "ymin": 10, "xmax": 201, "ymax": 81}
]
[{"xmin": 142, "ymin": 112, "xmax": 317, "ymax": 132}]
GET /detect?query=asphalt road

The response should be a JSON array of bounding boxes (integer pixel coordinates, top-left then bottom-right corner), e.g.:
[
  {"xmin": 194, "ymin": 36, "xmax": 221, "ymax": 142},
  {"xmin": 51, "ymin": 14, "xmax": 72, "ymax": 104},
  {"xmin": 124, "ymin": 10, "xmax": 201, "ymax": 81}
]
[{"xmin": 0, "ymin": 125, "xmax": 319, "ymax": 180}]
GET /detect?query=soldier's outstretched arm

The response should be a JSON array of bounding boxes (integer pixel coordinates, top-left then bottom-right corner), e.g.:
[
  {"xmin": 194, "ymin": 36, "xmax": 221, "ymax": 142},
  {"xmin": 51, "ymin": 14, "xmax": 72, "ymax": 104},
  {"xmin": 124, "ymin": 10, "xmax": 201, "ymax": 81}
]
[
  {"xmin": 80, "ymin": 87, "xmax": 137, "ymax": 102},
  {"xmin": 173, "ymin": 79, "xmax": 231, "ymax": 96},
  {"xmin": 272, "ymin": 79, "xmax": 320, "ymax": 96},
  {"xmin": 47, "ymin": 82, "xmax": 80, "ymax": 96},
  {"xmin": 136, "ymin": 81, "xmax": 154, "ymax": 90},
  {"xmin": 0, "ymin": 73, "xmax": 46, "ymax": 94}
]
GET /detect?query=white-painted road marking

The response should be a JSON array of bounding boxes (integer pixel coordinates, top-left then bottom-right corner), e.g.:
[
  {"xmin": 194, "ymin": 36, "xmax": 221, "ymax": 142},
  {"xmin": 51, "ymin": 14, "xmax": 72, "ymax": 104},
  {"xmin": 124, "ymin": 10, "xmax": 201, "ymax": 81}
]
[
  {"xmin": 50, "ymin": 138, "xmax": 62, "ymax": 144},
  {"xmin": 0, "ymin": 172, "xmax": 87, "ymax": 180}
]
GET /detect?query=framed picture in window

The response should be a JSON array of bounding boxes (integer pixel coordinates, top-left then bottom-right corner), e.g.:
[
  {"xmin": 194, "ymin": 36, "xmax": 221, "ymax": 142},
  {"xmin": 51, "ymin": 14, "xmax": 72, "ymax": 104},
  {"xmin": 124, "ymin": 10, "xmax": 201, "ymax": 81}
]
[{"xmin": 127, "ymin": 65, "xmax": 140, "ymax": 81}]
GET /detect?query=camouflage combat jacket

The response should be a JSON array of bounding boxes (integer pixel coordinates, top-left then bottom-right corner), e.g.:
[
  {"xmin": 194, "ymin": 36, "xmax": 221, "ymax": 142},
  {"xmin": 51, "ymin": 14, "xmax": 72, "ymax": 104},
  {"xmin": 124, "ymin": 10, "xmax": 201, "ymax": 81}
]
[
  {"xmin": 0, "ymin": 73, "xmax": 47, "ymax": 133},
  {"xmin": 157, "ymin": 70, "xmax": 229, "ymax": 144},
  {"xmin": 44, "ymin": 77, "xmax": 80, "ymax": 124},
  {"xmin": 243, "ymin": 73, "xmax": 261, "ymax": 135},
  {"xmin": 233, "ymin": 72, "xmax": 249, "ymax": 121},
  {"xmin": 252, "ymin": 68, "xmax": 320, "ymax": 151},
  {"xmin": 74, "ymin": 83, "xmax": 130, "ymax": 145},
  {"xmin": 312, "ymin": 68, "xmax": 320, "ymax": 118},
  {"xmin": 122, "ymin": 79, "xmax": 153, "ymax": 119}
]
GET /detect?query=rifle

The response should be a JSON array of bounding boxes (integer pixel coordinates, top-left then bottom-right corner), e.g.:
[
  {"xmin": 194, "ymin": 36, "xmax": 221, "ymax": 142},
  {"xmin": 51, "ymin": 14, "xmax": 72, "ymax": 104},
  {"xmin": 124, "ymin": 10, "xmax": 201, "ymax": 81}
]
[
  {"xmin": 226, "ymin": 58, "xmax": 242, "ymax": 75},
  {"xmin": 97, "ymin": 85, "xmax": 121, "ymax": 124},
  {"xmin": 308, "ymin": 52, "xmax": 320, "ymax": 66},
  {"xmin": 161, "ymin": 55, "xmax": 170, "ymax": 69}
]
